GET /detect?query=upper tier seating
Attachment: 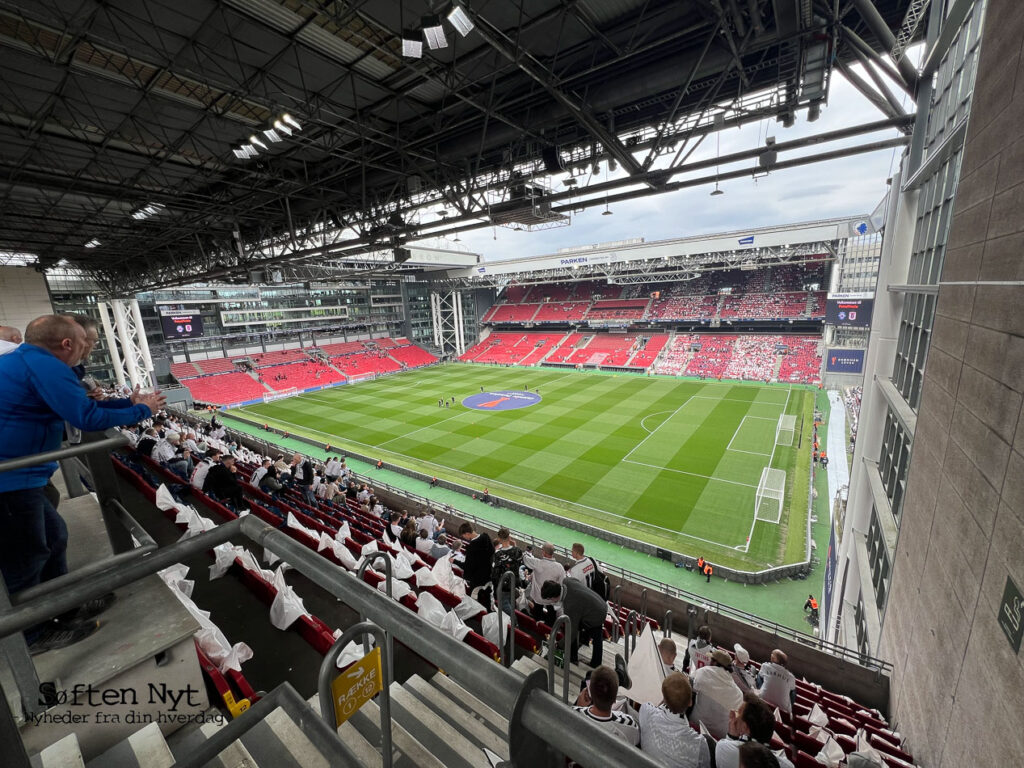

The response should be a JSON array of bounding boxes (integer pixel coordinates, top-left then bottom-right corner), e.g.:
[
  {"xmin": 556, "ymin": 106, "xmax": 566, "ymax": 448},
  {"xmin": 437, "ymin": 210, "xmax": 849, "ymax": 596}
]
[
  {"xmin": 194, "ymin": 357, "xmax": 239, "ymax": 374},
  {"xmin": 319, "ymin": 341, "xmax": 364, "ymax": 356},
  {"xmin": 489, "ymin": 303, "xmax": 541, "ymax": 323},
  {"xmin": 532, "ymin": 302, "xmax": 590, "ymax": 323},
  {"xmin": 585, "ymin": 299, "xmax": 650, "ymax": 322},
  {"xmin": 171, "ymin": 361, "xmax": 201, "ymax": 379},
  {"xmin": 181, "ymin": 371, "xmax": 267, "ymax": 404},
  {"xmin": 251, "ymin": 348, "xmax": 310, "ymax": 367}
]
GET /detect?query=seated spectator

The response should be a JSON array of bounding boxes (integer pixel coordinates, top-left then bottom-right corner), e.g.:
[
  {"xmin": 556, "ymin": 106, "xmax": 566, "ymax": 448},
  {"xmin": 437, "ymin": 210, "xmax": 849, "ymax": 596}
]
[
  {"xmin": 136, "ymin": 427, "xmax": 159, "ymax": 458},
  {"xmin": 756, "ymin": 650, "xmax": 796, "ymax": 714},
  {"xmin": 399, "ymin": 520, "xmax": 419, "ymax": 549},
  {"xmin": 686, "ymin": 625, "xmax": 714, "ymax": 673},
  {"xmin": 731, "ymin": 644, "xmax": 756, "ymax": 692},
  {"xmin": 418, "ymin": 510, "xmax": 439, "ymax": 538},
  {"xmin": 191, "ymin": 449, "xmax": 221, "ymax": 490},
  {"xmin": 203, "ymin": 455, "xmax": 248, "ymax": 511},
  {"xmin": 716, "ymin": 691, "xmax": 794, "ymax": 768},
  {"xmin": 572, "ymin": 665, "xmax": 639, "ymax": 746},
  {"xmin": 415, "ymin": 530, "xmax": 434, "ymax": 555},
  {"xmin": 250, "ymin": 458, "xmax": 272, "ymax": 489},
  {"xmin": 659, "ymin": 637, "xmax": 678, "ymax": 675},
  {"xmin": 273, "ymin": 453, "xmax": 290, "ymax": 478},
  {"xmin": 152, "ymin": 431, "xmax": 179, "ymax": 464},
  {"xmin": 259, "ymin": 464, "xmax": 283, "ymax": 494},
  {"xmin": 638, "ymin": 672, "xmax": 710, "ymax": 767},
  {"xmin": 167, "ymin": 445, "xmax": 194, "ymax": 479},
  {"xmin": 429, "ymin": 534, "xmax": 453, "ymax": 560},
  {"xmin": 689, "ymin": 649, "xmax": 743, "ymax": 739},
  {"xmin": 738, "ymin": 741, "xmax": 780, "ymax": 768}
]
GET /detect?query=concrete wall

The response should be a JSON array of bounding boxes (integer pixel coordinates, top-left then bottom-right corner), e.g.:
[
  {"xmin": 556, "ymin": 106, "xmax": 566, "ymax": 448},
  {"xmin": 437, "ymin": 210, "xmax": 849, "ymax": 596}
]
[
  {"xmin": 0, "ymin": 266, "xmax": 52, "ymax": 332},
  {"xmin": 878, "ymin": 1, "xmax": 1024, "ymax": 764}
]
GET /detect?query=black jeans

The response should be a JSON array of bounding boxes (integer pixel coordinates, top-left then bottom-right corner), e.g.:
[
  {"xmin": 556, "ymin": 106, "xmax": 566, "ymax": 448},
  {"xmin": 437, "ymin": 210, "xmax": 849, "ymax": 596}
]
[
  {"xmin": 0, "ymin": 487, "xmax": 69, "ymax": 642},
  {"xmin": 571, "ymin": 622, "xmax": 604, "ymax": 668}
]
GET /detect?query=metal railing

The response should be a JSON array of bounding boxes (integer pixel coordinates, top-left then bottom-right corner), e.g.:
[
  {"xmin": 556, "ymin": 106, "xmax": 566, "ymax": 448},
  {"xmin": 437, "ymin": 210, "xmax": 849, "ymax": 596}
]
[
  {"xmin": 547, "ymin": 615, "xmax": 573, "ymax": 704},
  {"xmin": 0, "ymin": 514, "xmax": 667, "ymax": 768}
]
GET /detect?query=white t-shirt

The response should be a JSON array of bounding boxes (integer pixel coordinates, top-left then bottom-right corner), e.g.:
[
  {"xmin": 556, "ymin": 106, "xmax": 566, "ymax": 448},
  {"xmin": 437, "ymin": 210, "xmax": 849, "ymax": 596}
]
[
  {"xmin": 689, "ymin": 666, "xmax": 743, "ymax": 740},
  {"xmin": 639, "ymin": 703, "xmax": 710, "ymax": 768},
  {"xmin": 522, "ymin": 553, "xmax": 566, "ymax": 604},
  {"xmin": 567, "ymin": 556, "xmax": 596, "ymax": 587},
  {"xmin": 757, "ymin": 662, "xmax": 796, "ymax": 713},
  {"xmin": 191, "ymin": 460, "xmax": 214, "ymax": 490},
  {"xmin": 415, "ymin": 536, "xmax": 433, "ymax": 554},
  {"xmin": 417, "ymin": 514, "xmax": 436, "ymax": 533},
  {"xmin": 250, "ymin": 466, "xmax": 269, "ymax": 488},
  {"xmin": 152, "ymin": 439, "xmax": 177, "ymax": 464},
  {"xmin": 716, "ymin": 737, "xmax": 794, "ymax": 768},
  {"xmin": 688, "ymin": 639, "xmax": 714, "ymax": 674}
]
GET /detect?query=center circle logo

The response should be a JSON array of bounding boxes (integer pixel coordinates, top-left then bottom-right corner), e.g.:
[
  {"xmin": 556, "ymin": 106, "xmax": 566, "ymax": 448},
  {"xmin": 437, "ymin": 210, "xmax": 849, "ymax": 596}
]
[{"xmin": 462, "ymin": 390, "xmax": 542, "ymax": 411}]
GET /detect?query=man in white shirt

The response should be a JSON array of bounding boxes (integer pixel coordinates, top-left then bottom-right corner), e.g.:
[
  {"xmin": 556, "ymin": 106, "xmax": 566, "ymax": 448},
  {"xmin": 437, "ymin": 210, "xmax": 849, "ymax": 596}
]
[
  {"xmin": 566, "ymin": 542, "xmax": 596, "ymax": 587},
  {"xmin": 417, "ymin": 511, "xmax": 438, "ymax": 538},
  {"xmin": 689, "ymin": 649, "xmax": 743, "ymax": 739},
  {"xmin": 152, "ymin": 432, "xmax": 180, "ymax": 464},
  {"xmin": 0, "ymin": 325, "xmax": 22, "ymax": 355},
  {"xmin": 522, "ymin": 543, "xmax": 565, "ymax": 624},
  {"xmin": 714, "ymin": 691, "xmax": 794, "ymax": 768},
  {"xmin": 250, "ymin": 458, "xmax": 271, "ymax": 489},
  {"xmin": 191, "ymin": 450, "xmax": 221, "ymax": 490},
  {"xmin": 356, "ymin": 486, "xmax": 371, "ymax": 504},
  {"xmin": 325, "ymin": 457, "xmax": 341, "ymax": 481},
  {"xmin": 415, "ymin": 530, "xmax": 434, "ymax": 555},
  {"xmin": 639, "ymin": 673, "xmax": 710, "ymax": 768},
  {"xmin": 572, "ymin": 665, "xmax": 639, "ymax": 746},
  {"xmin": 755, "ymin": 649, "xmax": 796, "ymax": 714},
  {"xmin": 687, "ymin": 625, "xmax": 714, "ymax": 674}
]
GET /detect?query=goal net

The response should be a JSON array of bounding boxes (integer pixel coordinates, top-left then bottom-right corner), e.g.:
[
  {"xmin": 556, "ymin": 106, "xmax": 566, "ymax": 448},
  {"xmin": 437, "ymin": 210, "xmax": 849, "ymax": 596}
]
[
  {"xmin": 775, "ymin": 414, "xmax": 797, "ymax": 447},
  {"xmin": 754, "ymin": 467, "xmax": 786, "ymax": 524},
  {"xmin": 348, "ymin": 372, "xmax": 376, "ymax": 385},
  {"xmin": 263, "ymin": 387, "xmax": 299, "ymax": 403}
]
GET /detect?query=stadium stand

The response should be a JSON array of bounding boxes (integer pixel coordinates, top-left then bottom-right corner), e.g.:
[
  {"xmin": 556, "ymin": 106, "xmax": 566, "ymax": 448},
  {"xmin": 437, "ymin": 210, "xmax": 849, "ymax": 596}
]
[
  {"xmin": 543, "ymin": 332, "xmax": 586, "ymax": 363},
  {"xmin": 250, "ymin": 348, "xmax": 310, "ymax": 367},
  {"xmin": 178, "ymin": 371, "xmax": 268, "ymax": 405},
  {"xmin": 625, "ymin": 334, "xmax": 670, "ymax": 368},
  {"xmin": 585, "ymin": 298, "xmax": 650, "ymax": 322},
  {"xmin": 388, "ymin": 344, "xmax": 439, "ymax": 367},
  {"xmin": 532, "ymin": 301, "xmax": 590, "ymax": 323},
  {"xmin": 489, "ymin": 302, "xmax": 541, "ymax": 323},
  {"xmin": 649, "ymin": 334, "xmax": 822, "ymax": 383},
  {"xmin": 193, "ymin": 357, "xmax": 240, "ymax": 374},
  {"xmin": 258, "ymin": 361, "xmax": 345, "ymax": 390}
]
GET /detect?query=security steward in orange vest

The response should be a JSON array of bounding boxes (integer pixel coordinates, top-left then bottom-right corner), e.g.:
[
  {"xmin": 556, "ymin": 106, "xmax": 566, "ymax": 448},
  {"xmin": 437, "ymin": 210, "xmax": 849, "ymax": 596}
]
[
  {"xmin": 703, "ymin": 562, "xmax": 713, "ymax": 583},
  {"xmin": 697, "ymin": 556, "xmax": 705, "ymax": 573}
]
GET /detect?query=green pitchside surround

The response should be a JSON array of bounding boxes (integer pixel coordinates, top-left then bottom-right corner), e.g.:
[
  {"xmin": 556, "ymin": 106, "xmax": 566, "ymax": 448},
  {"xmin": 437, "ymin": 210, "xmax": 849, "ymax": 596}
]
[{"xmin": 238, "ymin": 364, "xmax": 814, "ymax": 571}]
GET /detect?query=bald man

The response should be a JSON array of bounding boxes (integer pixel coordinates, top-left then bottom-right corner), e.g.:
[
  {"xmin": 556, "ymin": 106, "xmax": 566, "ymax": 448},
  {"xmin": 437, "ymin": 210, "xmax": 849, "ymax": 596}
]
[
  {"xmin": 0, "ymin": 325, "xmax": 21, "ymax": 355},
  {"xmin": 0, "ymin": 315, "xmax": 165, "ymax": 653}
]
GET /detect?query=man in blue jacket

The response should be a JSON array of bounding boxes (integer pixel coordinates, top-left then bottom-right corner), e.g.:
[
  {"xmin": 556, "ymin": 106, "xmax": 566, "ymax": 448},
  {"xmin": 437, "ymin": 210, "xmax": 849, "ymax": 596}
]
[{"xmin": 0, "ymin": 315, "xmax": 165, "ymax": 653}]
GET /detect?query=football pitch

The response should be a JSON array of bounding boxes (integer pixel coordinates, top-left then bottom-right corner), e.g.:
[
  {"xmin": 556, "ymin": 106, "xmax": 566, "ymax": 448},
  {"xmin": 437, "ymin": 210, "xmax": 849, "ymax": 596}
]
[{"xmin": 234, "ymin": 363, "xmax": 813, "ymax": 571}]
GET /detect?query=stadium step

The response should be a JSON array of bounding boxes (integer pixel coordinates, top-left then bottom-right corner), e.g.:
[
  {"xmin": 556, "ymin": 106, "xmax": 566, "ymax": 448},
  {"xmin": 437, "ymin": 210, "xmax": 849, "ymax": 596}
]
[
  {"xmin": 167, "ymin": 714, "xmax": 260, "ymax": 768},
  {"xmin": 85, "ymin": 722, "xmax": 174, "ymax": 768},
  {"xmin": 403, "ymin": 675, "xmax": 509, "ymax": 760},
  {"xmin": 30, "ymin": 733, "xmax": 85, "ymax": 768},
  {"xmin": 387, "ymin": 681, "xmax": 491, "ymax": 768},
  {"xmin": 306, "ymin": 694, "xmax": 381, "ymax": 768},
  {"xmin": 427, "ymin": 672, "xmax": 509, "ymax": 739},
  {"xmin": 244, "ymin": 370, "xmax": 274, "ymax": 391},
  {"xmin": 345, "ymin": 696, "xmax": 447, "ymax": 768},
  {"xmin": 236, "ymin": 705, "xmax": 333, "ymax": 768}
]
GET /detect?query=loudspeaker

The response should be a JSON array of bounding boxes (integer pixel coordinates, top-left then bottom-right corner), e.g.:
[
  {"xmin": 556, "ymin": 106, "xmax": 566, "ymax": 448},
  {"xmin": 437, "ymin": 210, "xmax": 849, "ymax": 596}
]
[
  {"xmin": 542, "ymin": 146, "xmax": 563, "ymax": 172},
  {"xmin": 393, "ymin": 247, "xmax": 412, "ymax": 263}
]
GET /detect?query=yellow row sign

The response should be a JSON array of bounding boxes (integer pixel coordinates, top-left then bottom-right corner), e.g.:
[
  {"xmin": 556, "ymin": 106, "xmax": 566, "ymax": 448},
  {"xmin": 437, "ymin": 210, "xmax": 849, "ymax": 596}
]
[{"xmin": 331, "ymin": 647, "xmax": 383, "ymax": 726}]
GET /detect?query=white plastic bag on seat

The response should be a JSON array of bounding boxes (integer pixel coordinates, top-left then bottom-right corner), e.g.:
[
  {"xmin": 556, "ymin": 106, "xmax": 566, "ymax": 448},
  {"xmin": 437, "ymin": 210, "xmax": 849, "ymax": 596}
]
[
  {"xmin": 335, "ymin": 521, "xmax": 351, "ymax": 542},
  {"xmin": 378, "ymin": 579, "xmax": 413, "ymax": 602},
  {"xmin": 360, "ymin": 540, "xmax": 379, "ymax": 557},
  {"xmin": 808, "ymin": 703, "xmax": 830, "ymax": 727},
  {"xmin": 454, "ymin": 595, "xmax": 487, "ymax": 621},
  {"xmin": 415, "ymin": 567, "xmax": 439, "ymax": 587},
  {"xmin": 431, "ymin": 554, "xmax": 456, "ymax": 591},
  {"xmin": 416, "ymin": 592, "xmax": 447, "ymax": 627},
  {"xmin": 481, "ymin": 611, "xmax": 510, "ymax": 649},
  {"xmin": 333, "ymin": 637, "xmax": 376, "ymax": 669},
  {"xmin": 269, "ymin": 565, "xmax": 309, "ymax": 630},
  {"xmin": 440, "ymin": 610, "xmax": 471, "ymax": 641},
  {"xmin": 392, "ymin": 550, "xmax": 416, "ymax": 580},
  {"xmin": 813, "ymin": 737, "xmax": 844, "ymax": 767}
]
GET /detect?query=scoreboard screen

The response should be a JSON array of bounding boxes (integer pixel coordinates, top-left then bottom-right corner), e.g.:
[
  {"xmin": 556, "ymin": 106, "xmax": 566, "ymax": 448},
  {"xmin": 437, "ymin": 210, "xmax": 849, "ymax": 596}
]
[
  {"xmin": 826, "ymin": 296, "xmax": 874, "ymax": 327},
  {"xmin": 160, "ymin": 313, "xmax": 204, "ymax": 340}
]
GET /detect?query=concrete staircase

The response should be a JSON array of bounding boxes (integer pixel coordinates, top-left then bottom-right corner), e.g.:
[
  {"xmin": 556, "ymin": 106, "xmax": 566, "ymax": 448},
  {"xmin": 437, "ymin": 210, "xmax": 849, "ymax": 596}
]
[{"xmin": 244, "ymin": 369, "xmax": 275, "ymax": 392}]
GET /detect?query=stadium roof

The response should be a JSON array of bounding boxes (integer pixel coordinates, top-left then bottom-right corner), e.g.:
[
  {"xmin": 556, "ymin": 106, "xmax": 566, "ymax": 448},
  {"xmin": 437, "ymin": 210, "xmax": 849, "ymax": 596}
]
[{"xmin": 0, "ymin": 0, "xmax": 917, "ymax": 294}]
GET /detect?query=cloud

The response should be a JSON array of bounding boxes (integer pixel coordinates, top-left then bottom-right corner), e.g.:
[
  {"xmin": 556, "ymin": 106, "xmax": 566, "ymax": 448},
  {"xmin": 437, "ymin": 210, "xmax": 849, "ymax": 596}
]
[{"xmin": 444, "ymin": 60, "xmax": 913, "ymax": 264}]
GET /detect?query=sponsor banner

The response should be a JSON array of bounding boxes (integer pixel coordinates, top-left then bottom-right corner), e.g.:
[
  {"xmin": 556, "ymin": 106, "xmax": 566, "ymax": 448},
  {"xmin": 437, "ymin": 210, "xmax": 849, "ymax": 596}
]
[
  {"xmin": 161, "ymin": 313, "xmax": 204, "ymax": 340},
  {"xmin": 825, "ymin": 297, "xmax": 874, "ymax": 327},
  {"xmin": 822, "ymin": 523, "xmax": 838, "ymax": 626},
  {"xmin": 825, "ymin": 348, "xmax": 865, "ymax": 374}
]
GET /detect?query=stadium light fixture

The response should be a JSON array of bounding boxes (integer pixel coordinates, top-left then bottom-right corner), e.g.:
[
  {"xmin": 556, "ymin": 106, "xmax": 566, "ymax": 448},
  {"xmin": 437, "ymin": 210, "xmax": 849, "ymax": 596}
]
[
  {"xmin": 84, "ymin": 238, "xmax": 101, "ymax": 248},
  {"xmin": 422, "ymin": 15, "xmax": 447, "ymax": 50},
  {"xmin": 262, "ymin": 128, "xmax": 283, "ymax": 143},
  {"xmin": 232, "ymin": 148, "xmax": 248, "ymax": 159},
  {"xmin": 250, "ymin": 135, "xmax": 268, "ymax": 151},
  {"xmin": 402, "ymin": 29, "xmax": 423, "ymax": 58},
  {"xmin": 273, "ymin": 119, "xmax": 292, "ymax": 136},
  {"xmin": 131, "ymin": 203, "xmax": 165, "ymax": 220},
  {"xmin": 282, "ymin": 113, "xmax": 302, "ymax": 131},
  {"xmin": 710, "ymin": 183, "xmax": 724, "ymax": 196},
  {"xmin": 447, "ymin": 4, "xmax": 474, "ymax": 36}
]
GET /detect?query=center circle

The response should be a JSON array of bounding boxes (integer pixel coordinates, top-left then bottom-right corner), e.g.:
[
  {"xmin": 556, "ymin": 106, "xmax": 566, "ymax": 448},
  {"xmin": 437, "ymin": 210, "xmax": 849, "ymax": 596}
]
[{"xmin": 462, "ymin": 390, "xmax": 542, "ymax": 411}]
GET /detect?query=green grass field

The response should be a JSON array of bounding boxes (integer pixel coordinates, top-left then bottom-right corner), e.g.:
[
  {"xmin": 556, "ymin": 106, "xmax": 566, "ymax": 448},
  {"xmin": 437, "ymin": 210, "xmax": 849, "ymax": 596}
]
[{"xmin": 235, "ymin": 364, "xmax": 813, "ymax": 571}]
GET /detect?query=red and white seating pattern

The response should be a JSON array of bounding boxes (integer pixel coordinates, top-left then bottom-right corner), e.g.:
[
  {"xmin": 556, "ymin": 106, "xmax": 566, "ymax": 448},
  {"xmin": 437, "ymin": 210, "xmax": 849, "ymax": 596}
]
[{"xmin": 651, "ymin": 334, "xmax": 822, "ymax": 383}]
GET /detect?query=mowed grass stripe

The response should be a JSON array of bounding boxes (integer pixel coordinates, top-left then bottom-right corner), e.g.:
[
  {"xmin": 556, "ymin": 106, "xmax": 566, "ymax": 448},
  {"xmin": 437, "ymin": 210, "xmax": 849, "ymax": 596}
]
[{"xmin": 238, "ymin": 365, "xmax": 811, "ymax": 568}]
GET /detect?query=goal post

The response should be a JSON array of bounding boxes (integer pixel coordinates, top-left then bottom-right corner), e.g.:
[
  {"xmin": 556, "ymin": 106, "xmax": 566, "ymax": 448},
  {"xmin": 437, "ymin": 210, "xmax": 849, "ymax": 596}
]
[
  {"xmin": 775, "ymin": 414, "xmax": 796, "ymax": 447},
  {"xmin": 263, "ymin": 387, "xmax": 299, "ymax": 403},
  {"xmin": 754, "ymin": 467, "xmax": 786, "ymax": 524}
]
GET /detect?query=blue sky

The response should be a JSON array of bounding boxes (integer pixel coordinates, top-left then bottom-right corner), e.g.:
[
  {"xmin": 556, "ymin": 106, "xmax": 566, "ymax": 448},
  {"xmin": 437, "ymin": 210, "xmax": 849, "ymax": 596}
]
[{"xmin": 431, "ymin": 59, "xmax": 915, "ymax": 263}]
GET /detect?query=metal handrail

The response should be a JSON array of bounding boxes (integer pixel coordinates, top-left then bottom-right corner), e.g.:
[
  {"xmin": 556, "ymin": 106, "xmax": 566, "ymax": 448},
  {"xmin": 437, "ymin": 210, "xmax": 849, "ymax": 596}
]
[
  {"xmin": 318, "ymin": 621, "xmax": 392, "ymax": 768},
  {"xmin": 356, "ymin": 554, "xmax": 394, "ymax": 682},
  {"xmin": 495, "ymin": 570, "xmax": 518, "ymax": 667},
  {"xmin": 639, "ymin": 587, "xmax": 648, "ymax": 621},
  {"xmin": 612, "ymin": 583, "xmax": 623, "ymax": 642},
  {"xmin": 663, "ymin": 609, "xmax": 673, "ymax": 638},
  {"xmin": 547, "ymin": 615, "xmax": 573, "ymax": 704},
  {"xmin": 624, "ymin": 610, "xmax": 639, "ymax": 665},
  {"xmin": 0, "ymin": 431, "xmax": 128, "ymax": 473}
]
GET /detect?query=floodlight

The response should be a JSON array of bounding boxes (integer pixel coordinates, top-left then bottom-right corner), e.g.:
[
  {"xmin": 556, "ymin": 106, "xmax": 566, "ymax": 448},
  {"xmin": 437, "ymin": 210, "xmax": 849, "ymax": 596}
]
[
  {"xmin": 402, "ymin": 29, "xmax": 423, "ymax": 58},
  {"xmin": 282, "ymin": 113, "xmax": 302, "ymax": 131},
  {"xmin": 249, "ymin": 135, "xmax": 268, "ymax": 150},
  {"xmin": 422, "ymin": 15, "xmax": 447, "ymax": 50},
  {"xmin": 84, "ymin": 238, "xmax": 101, "ymax": 248},
  {"xmin": 447, "ymin": 4, "xmax": 474, "ymax": 36},
  {"xmin": 273, "ymin": 119, "xmax": 292, "ymax": 136},
  {"xmin": 232, "ymin": 148, "xmax": 248, "ymax": 159},
  {"xmin": 263, "ymin": 128, "xmax": 283, "ymax": 143}
]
